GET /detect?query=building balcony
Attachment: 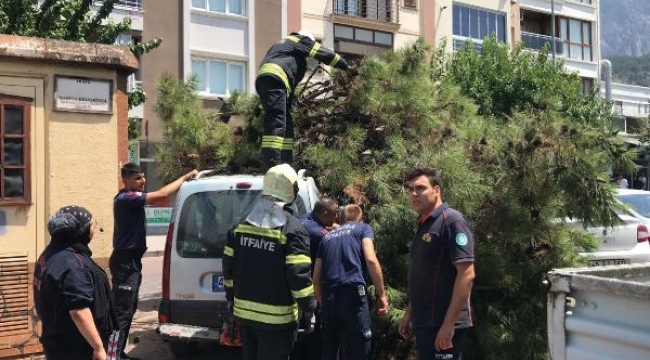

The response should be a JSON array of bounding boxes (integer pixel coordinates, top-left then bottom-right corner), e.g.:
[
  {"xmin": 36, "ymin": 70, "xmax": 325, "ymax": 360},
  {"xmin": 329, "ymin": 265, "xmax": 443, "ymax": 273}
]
[
  {"xmin": 521, "ymin": 32, "xmax": 564, "ymax": 54},
  {"xmin": 95, "ymin": 0, "xmax": 142, "ymax": 10},
  {"xmin": 332, "ymin": 0, "xmax": 399, "ymax": 25},
  {"xmin": 128, "ymin": 77, "xmax": 143, "ymax": 93},
  {"xmin": 93, "ymin": 0, "xmax": 143, "ymax": 31}
]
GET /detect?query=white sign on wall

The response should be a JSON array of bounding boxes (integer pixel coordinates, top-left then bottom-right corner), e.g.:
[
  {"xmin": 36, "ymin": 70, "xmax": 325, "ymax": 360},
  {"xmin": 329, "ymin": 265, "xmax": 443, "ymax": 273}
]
[{"xmin": 54, "ymin": 75, "xmax": 113, "ymax": 114}]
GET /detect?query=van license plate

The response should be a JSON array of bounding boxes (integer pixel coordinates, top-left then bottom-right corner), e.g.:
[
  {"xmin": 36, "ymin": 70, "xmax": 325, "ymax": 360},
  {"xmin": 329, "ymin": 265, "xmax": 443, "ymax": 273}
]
[
  {"xmin": 212, "ymin": 275, "xmax": 224, "ymax": 292},
  {"xmin": 588, "ymin": 259, "xmax": 625, "ymax": 267}
]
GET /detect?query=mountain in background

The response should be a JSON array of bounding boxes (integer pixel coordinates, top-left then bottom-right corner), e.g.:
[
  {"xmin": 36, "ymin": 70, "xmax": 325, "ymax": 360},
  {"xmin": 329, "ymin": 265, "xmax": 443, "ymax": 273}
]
[
  {"xmin": 600, "ymin": 0, "xmax": 650, "ymax": 86},
  {"xmin": 600, "ymin": 0, "xmax": 650, "ymax": 57}
]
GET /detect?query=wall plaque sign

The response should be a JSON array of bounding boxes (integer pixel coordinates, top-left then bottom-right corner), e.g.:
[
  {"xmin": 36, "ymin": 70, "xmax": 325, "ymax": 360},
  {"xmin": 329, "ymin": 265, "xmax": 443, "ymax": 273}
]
[{"xmin": 54, "ymin": 76, "xmax": 113, "ymax": 114}]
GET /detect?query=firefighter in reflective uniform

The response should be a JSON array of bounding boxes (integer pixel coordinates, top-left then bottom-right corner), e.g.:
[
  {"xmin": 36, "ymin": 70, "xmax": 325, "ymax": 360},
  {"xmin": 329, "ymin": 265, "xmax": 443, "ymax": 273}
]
[
  {"xmin": 257, "ymin": 30, "xmax": 351, "ymax": 171},
  {"xmin": 223, "ymin": 164, "xmax": 316, "ymax": 360}
]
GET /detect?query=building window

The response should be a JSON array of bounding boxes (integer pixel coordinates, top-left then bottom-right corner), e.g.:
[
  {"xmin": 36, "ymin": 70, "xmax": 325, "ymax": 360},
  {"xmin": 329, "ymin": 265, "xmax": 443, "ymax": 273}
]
[
  {"xmin": 452, "ymin": 3, "xmax": 507, "ymax": 51},
  {"xmin": 613, "ymin": 101, "xmax": 623, "ymax": 114},
  {"xmin": 191, "ymin": 0, "xmax": 245, "ymax": 16},
  {"xmin": 192, "ymin": 59, "xmax": 246, "ymax": 96},
  {"xmin": 334, "ymin": 25, "xmax": 393, "ymax": 47},
  {"xmin": 557, "ymin": 18, "xmax": 592, "ymax": 61},
  {"xmin": 580, "ymin": 77, "xmax": 594, "ymax": 95},
  {"xmin": 403, "ymin": 0, "xmax": 417, "ymax": 8},
  {"xmin": 0, "ymin": 98, "xmax": 30, "ymax": 205}
]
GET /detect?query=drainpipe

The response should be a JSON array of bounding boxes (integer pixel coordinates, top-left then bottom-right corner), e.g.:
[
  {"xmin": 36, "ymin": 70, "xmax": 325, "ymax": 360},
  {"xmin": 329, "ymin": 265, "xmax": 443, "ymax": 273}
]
[
  {"xmin": 601, "ymin": 59, "xmax": 612, "ymax": 101},
  {"xmin": 551, "ymin": 0, "xmax": 556, "ymax": 62}
]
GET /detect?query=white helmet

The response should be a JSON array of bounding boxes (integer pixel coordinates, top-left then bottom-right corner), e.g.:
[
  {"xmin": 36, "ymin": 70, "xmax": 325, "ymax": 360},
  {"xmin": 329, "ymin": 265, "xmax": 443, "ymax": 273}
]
[
  {"xmin": 262, "ymin": 164, "xmax": 299, "ymax": 204},
  {"xmin": 296, "ymin": 29, "xmax": 315, "ymax": 42}
]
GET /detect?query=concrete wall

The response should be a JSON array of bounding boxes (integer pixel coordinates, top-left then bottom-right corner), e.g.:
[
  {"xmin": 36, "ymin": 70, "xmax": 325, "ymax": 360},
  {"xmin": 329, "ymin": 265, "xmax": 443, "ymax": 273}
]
[
  {"xmin": 0, "ymin": 60, "xmax": 122, "ymax": 260},
  {"xmin": 143, "ymin": 0, "xmax": 182, "ymax": 143}
]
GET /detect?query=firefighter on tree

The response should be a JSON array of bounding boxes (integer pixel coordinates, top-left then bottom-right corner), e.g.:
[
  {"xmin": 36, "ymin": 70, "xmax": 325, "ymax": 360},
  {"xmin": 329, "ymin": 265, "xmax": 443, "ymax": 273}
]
[{"xmin": 257, "ymin": 30, "xmax": 351, "ymax": 171}]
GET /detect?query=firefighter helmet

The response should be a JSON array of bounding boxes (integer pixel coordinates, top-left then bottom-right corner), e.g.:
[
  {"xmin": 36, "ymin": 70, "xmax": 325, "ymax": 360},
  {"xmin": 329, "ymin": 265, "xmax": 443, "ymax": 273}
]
[
  {"xmin": 296, "ymin": 29, "xmax": 315, "ymax": 42},
  {"xmin": 262, "ymin": 164, "xmax": 299, "ymax": 204}
]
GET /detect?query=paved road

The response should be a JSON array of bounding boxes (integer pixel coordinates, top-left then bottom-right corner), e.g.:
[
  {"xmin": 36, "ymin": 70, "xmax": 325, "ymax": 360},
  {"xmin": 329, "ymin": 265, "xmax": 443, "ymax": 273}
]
[{"xmin": 124, "ymin": 250, "xmax": 242, "ymax": 359}]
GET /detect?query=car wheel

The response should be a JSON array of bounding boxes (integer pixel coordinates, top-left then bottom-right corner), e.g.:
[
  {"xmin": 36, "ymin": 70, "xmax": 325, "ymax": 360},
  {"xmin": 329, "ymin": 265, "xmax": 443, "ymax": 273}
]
[{"xmin": 169, "ymin": 339, "xmax": 199, "ymax": 358}]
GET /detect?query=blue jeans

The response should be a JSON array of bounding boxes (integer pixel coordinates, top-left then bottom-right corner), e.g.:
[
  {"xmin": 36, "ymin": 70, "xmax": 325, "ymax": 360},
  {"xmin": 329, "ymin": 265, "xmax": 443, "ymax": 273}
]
[
  {"xmin": 415, "ymin": 326, "xmax": 469, "ymax": 360},
  {"xmin": 321, "ymin": 284, "xmax": 372, "ymax": 360}
]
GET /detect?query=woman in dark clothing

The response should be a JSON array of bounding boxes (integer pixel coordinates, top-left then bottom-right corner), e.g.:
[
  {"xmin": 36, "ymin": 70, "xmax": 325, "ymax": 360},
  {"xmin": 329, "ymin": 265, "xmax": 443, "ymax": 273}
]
[{"xmin": 34, "ymin": 206, "xmax": 117, "ymax": 360}]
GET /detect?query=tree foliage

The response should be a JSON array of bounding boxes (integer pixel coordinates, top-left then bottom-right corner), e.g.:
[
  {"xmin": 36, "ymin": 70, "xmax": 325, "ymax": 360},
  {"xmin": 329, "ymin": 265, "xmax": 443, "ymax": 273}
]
[
  {"xmin": 0, "ymin": 0, "xmax": 162, "ymax": 139},
  {"xmin": 156, "ymin": 38, "xmax": 635, "ymax": 359},
  {"xmin": 154, "ymin": 74, "xmax": 242, "ymax": 181}
]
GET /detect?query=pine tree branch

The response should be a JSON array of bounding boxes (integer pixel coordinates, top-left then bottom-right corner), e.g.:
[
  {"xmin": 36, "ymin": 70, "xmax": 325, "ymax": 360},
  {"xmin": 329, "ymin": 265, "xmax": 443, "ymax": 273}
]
[
  {"xmin": 65, "ymin": 0, "xmax": 92, "ymax": 41},
  {"xmin": 84, "ymin": 0, "xmax": 118, "ymax": 41}
]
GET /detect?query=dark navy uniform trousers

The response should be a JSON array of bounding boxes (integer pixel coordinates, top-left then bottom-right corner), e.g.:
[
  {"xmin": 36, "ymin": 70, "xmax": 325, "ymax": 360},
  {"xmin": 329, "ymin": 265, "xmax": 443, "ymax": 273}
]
[
  {"xmin": 109, "ymin": 250, "xmax": 143, "ymax": 358},
  {"xmin": 321, "ymin": 284, "xmax": 372, "ymax": 360}
]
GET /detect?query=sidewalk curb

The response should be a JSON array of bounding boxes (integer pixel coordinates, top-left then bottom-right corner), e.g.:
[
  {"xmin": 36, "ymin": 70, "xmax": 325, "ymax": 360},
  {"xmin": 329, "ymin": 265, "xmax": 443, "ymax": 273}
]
[{"xmin": 130, "ymin": 296, "xmax": 162, "ymax": 345}]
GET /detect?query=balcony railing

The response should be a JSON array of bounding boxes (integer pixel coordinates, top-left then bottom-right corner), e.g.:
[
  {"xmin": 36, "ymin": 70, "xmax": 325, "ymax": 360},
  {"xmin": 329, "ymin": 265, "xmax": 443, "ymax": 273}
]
[
  {"xmin": 521, "ymin": 32, "xmax": 564, "ymax": 54},
  {"xmin": 332, "ymin": 0, "xmax": 399, "ymax": 24},
  {"xmin": 95, "ymin": 0, "xmax": 142, "ymax": 10},
  {"xmin": 128, "ymin": 78, "xmax": 143, "ymax": 93}
]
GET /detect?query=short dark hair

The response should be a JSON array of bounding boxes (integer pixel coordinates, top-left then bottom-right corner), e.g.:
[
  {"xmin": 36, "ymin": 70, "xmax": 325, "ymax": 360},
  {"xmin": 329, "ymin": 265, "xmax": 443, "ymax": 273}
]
[
  {"xmin": 121, "ymin": 163, "xmax": 143, "ymax": 179},
  {"xmin": 404, "ymin": 166, "xmax": 443, "ymax": 189},
  {"xmin": 313, "ymin": 195, "xmax": 338, "ymax": 215}
]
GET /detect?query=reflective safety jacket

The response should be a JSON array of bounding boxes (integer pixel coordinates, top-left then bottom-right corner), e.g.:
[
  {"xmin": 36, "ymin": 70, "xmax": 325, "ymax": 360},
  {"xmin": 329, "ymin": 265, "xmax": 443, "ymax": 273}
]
[
  {"xmin": 223, "ymin": 212, "xmax": 315, "ymax": 330},
  {"xmin": 257, "ymin": 34, "xmax": 350, "ymax": 95}
]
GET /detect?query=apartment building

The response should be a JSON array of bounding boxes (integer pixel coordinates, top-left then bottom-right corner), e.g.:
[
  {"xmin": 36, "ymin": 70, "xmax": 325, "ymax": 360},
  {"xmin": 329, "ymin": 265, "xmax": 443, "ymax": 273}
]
[
  {"xmin": 518, "ymin": 0, "xmax": 601, "ymax": 92},
  {"xmin": 136, "ymin": 0, "xmax": 287, "ymax": 191},
  {"xmin": 605, "ymin": 83, "xmax": 650, "ymax": 135},
  {"xmin": 436, "ymin": 0, "xmax": 519, "ymax": 52}
]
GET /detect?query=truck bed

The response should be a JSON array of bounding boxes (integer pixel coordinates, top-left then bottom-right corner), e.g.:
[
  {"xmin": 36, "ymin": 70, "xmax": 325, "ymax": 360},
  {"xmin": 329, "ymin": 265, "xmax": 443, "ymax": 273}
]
[{"xmin": 546, "ymin": 264, "xmax": 650, "ymax": 360}]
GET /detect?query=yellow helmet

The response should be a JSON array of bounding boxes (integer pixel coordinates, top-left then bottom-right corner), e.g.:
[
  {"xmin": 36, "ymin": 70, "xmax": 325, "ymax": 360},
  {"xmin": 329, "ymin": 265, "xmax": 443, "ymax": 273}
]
[{"xmin": 262, "ymin": 164, "xmax": 299, "ymax": 204}]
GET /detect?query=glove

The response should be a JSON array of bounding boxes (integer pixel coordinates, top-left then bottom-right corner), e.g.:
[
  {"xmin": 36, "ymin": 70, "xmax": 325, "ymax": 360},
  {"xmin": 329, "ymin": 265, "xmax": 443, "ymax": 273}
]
[{"xmin": 299, "ymin": 310, "xmax": 316, "ymax": 335}]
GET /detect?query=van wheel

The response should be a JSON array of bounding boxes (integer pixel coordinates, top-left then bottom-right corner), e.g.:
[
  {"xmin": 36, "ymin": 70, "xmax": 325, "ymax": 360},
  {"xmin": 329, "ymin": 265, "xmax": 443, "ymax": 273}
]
[{"xmin": 169, "ymin": 340, "xmax": 199, "ymax": 358}]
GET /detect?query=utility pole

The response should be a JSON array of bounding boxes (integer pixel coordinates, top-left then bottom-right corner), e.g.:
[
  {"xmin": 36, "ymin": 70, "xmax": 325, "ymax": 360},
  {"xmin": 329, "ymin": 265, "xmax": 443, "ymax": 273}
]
[{"xmin": 551, "ymin": 0, "xmax": 556, "ymax": 61}]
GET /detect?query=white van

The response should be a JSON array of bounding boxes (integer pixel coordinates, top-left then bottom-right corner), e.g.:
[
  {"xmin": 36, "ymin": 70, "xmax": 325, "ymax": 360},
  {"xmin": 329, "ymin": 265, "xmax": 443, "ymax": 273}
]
[{"xmin": 157, "ymin": 170, "xmax": 320, "ymax": 356}]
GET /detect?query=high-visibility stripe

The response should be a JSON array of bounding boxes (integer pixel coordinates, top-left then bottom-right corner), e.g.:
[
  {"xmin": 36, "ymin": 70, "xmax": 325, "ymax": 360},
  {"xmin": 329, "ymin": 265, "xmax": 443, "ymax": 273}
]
[
  {"xmin": 234, "ymin": 297, "xmax": 297, "ymax": 315},
  {"xmin": 309, "ymin": 43, "xmax": 321, "ymax": 58},
  {"xmin": 262, "ymin": 135, "xmax": 285, "ymax": 144},
  {"xmin": 235, "ymin": 224, "xmax": 287, "ymax": 244},
  {"xmin": 262, "ymin": 141, "xmax": 284, "ymax": 150},
  {"xmin": 286, "ymin": 35, "xmax": 300, "ymax": 43},
  {"xmin": 286, "ymin": 254, "xmax": 311, "ymax": 265},
  {"xmin": 330, "ymin": 54, "xmax": 341, "ymax": 67},
  {"xmin": 262, "ymin": 135, "xmax": 286, "ymax": 150},
  {"xmin": 282, "ymin": 138, "xmax": 294, "ymax": 150},
  {"xmin": 234, "ymin": 307, "xmax": 298, "ymax": 325},
  {"xmin": 291, "ymin": 285, "xmax": 314, "ymax": 299},
  {"xmin": 258, "ymin": 63, "xmax": 291, "ymax": 92},
  {"xmin": 224, "ymin": 279, "xmax": 234, "ymax": 287},
  {"xmin": 224, "ymin": 246, "xmax": 234, "ymax": 256}
]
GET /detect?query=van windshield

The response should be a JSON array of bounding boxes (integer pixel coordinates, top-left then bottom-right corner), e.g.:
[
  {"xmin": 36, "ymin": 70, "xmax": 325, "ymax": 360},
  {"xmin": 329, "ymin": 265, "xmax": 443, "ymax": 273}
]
[{"xmin": 176, "ymin": 190, "xmax": 308, "ymax": 258}]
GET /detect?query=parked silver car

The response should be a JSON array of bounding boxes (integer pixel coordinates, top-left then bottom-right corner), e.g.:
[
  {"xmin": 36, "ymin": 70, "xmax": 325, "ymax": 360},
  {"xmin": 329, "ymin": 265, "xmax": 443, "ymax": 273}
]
[{"xmin": 575, "ymin": 189, "xmax": 650, "ymax": 266}]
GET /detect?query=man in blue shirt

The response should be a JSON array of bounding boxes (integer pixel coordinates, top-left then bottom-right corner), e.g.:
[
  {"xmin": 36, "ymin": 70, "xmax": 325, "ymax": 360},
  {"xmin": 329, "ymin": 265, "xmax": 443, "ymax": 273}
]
[
  {"xmin": 295, "ymin": 196, "xmax": 339, "ymax": 360},
  {"xmin": 110, "ymin": 163, "xmax": 197, "ymax": 360},
  {"xmin": 398, "ymin": 167, "xmax": 475, "ymax": 360},
  {"xmin": 300, "ymin": 195, "xmax": 339, "ymax": 266},
  {"xmin": 313, "ymin": 215, "xmax": 389, "ymax": 359}
]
